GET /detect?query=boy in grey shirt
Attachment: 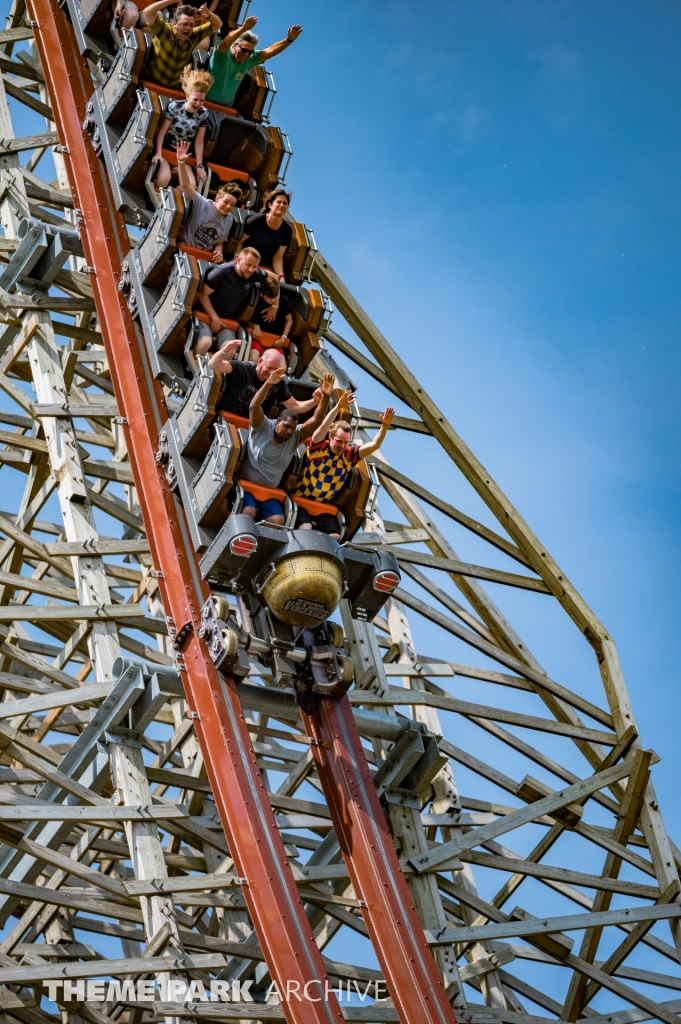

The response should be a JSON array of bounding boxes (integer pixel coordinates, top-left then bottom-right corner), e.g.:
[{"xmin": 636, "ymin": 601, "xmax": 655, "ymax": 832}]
[
  {"xmin": 239, "ymin": 366, "xmax": 334, "ymax": 524},
  {"xmin": 176, "ymin": 140, "xmax": 239, "ymax": 262}
]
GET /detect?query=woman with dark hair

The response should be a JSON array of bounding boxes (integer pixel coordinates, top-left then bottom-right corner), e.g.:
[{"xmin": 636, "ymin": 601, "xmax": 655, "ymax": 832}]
[{"xmin": 236, "ymin": 188, "xmax": 293, "ymax": 285}]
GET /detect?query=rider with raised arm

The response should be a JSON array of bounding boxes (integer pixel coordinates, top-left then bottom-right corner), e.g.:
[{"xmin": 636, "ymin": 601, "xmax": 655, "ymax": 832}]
[
  {"xmin": 141, "ymin": 1, "xmax": 221, "ymax": 89},
  {"xmin": 239, "ymin": 369, "xmax": 334, "ymax": 525},
  {"xmin": 207, "ymin": 15, "xmax": 303, "ymax": 108},
  {"xmin": 210, "ymin": 348, "xmax": 323, "ymax": 418},
  {"xmin": 176, "ymin": 140, "xmax": 240, "ymax": 262},
  {"xmin": 293, "ymin": 399, "xmax": 395, "ymax": 539}
]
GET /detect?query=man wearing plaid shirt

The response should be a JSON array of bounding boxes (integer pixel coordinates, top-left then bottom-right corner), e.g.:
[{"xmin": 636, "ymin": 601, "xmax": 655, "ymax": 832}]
[
  {"xmin": 141, "ymin": 1, "xmax": 222, "ymax": 89},
  {"xmin": 293, "ymin": 393, "xmax": 394, "ymax": 538}
]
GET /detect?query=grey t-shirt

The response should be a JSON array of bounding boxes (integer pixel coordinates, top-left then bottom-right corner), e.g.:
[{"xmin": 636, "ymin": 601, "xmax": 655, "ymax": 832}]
[
  {"xmin": 241, "ymin": 417, "xmax": 300, "ymax": 488},
  {"xmin": 179, "ymin": 192, "xmax": 233, "ymax": 252}
]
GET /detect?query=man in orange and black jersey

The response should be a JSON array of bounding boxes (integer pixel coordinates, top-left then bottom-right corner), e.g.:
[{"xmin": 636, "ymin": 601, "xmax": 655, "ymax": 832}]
[{"xmin": 293, "ymin": 395, "xmax": 394, "ymax": 539}]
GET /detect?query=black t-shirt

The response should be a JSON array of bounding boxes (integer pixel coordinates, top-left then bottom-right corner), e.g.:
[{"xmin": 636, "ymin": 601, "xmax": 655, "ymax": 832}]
[
  {"xmin": 253, "ymin": 294, "xmax": 293, "ymax": 336},
  {"xmin": 217, "ymin": 360, "xmax": 293, "ymax": 418},
  {"xmin": 244, "ymin": 213, "xmax": 293, "ymax": 269},
  {"xmin": 205, "ymin": 261, "xmax": 267, "ymax": 320}
]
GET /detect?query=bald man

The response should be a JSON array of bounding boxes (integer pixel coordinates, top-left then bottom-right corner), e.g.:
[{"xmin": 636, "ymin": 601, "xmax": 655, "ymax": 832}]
[{"xmin": 209, "ymin": 345, "xmax": 320, "ymax": 419}]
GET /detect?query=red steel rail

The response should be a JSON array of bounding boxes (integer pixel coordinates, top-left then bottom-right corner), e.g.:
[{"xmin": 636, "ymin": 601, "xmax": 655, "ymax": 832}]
[
  {"xmin": 303, "ymin": 698, "xmax": 456, "ymax": 1024},
  {"xmin": 26, "ymin": 1, "xmax": 458, "ymax": 1021},
  {"xmin": 26, "ymin": 4, "xmax": 342, "ymax": 1022}
]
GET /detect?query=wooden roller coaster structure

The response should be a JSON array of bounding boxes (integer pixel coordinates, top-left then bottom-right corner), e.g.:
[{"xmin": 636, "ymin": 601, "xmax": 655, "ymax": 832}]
[{"xmin": 0, "ymin": 1, "xmax": 676, "ymax": 1022}]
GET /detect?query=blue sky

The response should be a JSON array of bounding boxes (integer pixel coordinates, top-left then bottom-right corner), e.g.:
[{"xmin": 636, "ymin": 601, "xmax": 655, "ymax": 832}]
[
  {"xmin": 248, "ymin": 0, "xmax": 681, "ymax": 807},
  {"xmin": 1, "ymin": 0, "xmax": 681, "ymax": 1003}
]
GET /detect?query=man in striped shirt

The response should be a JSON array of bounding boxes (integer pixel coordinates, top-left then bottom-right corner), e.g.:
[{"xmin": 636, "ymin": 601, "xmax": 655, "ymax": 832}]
[{"xmin": 141, "ymin": 1, "xmax": 222, "ymax": 89}]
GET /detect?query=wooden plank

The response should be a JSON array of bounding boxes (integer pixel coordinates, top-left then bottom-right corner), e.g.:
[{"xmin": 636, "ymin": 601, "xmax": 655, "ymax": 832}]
[
  {"xmin": 368, "ymin": 458, "xmax": 530, "ymax": 567},
  {"xmin": 458, "ymin": 850, "xmax": 660, "ymax": 900},
  {"xmin": 156, "ymin": 1005, "xmax": 399, "ymax": 1022},
  {"xmin": 348, "ymin": 687, "xmax": 617, "ymax": 745},
  {"xmin": 0, "ymin": 804, "xmax": 188, "ymax": 821},
  {"xmin": 46, "ymin": 539, "xmax": 150, "ymax": 555},
  {"xmin": 410, "ymin": 757, "xmax": 636, "ymax": 872},
  {"xmin": 0, "ymin": 680, "xmax": 110, "ymax": 720},
  {"xmin": 392, "ymin": 553, "xmax": 550, "ymax": 592},
  {"xmin": 0, "ymin": 131, "xmax": 57, "ymax": 154},
  {"xmin": 0, "ymin": 953, "xmax": 226, "ymax": 985},
  {"xmin": 0, "ymin": 603, "xmax": 144, "ymax": 622},
  {"xmin": 427, "ymin": 903, "xmax": 681, "ymax": 946},
  {"xmin": 358, "ymin": 405, "xmax": 430, "ymax": 435},
  {"xmin": 123, "ymin": 872, "xmax": 243, "ymax": 897},
  {"xmin": 82, "ymin": 459, "xmax": 135, "ymax": 485},
  {"xmin": 2, "ymin": 80, "xmax": 53, "ymax": 122},
  {"xmin": 34, "ymin": 403, "xmax": 118, "ymax": 418},
  {"xmin": 0, "ymin": 27, "xmax": 35, "ymax": 43}
]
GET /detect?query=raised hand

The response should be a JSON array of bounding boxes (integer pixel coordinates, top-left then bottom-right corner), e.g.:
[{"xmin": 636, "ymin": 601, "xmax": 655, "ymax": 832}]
[
  {"xmin": 267, "ymin": 366, "xmax": 287, "ymax": 385},
  {"xmin": 380, "ymin": 407, "xmax": 395, "ymax": 428},
  {"xmin": 339, "ymin": 389, "xmax": 355, "ymax": 408},
  {"xmin": 287, "ymin": 24, "xmax": 303, "ymax": 41},
  {"xmin": 194, "ymin": 4, "xmax": 210, "ymax": 19},
  {"xmin": 176, "ymin": 140, "xmax": 190, "ymax": 163},
  {"xmin": 242, "ymin": 14, "xmax": 258, "ymax": 30},
  {"xmin": 320, "ymin": 372, "xmax": 335, "ymax": 396},
  {"xmin": 220, "ymin": 338, "xmax": 241, "ymax": 355}
]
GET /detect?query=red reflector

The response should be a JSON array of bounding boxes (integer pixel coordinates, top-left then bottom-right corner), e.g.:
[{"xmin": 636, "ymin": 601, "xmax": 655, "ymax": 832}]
[
  {"xmin": 373, "ymin": 570, "xmax": 400, "ymax": 593},
  {"xmin": 230, "ymin": 535, "xmax": 257, "ymax": 556}
]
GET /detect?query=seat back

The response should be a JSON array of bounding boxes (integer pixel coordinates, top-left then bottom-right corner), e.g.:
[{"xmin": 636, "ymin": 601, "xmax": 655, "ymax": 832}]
[
  {"xmin": 99, "ymin": 28, "xmax": 147, "ymax": 126},
  {"xmin": 334, "ymin": 459, "xmax": 375, "ymax": 540},
  {"xmin": 210, "ymin": 114, "xmax": 264, "ymax": 170},
  {"xmin": 113, "ymin": 87, "xmax": 162, "ymax": 191},
  {"xmin": 172, "ymin": 355, "xmax": 223, "ymax": 458},
  {"xmin": 150, "ymin": 250, "xmax": 200, "ymax": 354},
  {"xmin": 282, "ymin": 285, "xmax": 332, "ymax": 376},
  {"xmin": 233, "ymin": 65, "xmax": 276, "ymax": 125},
  {"xmin": 136, "ymin": 187, "xmax": 184, "ymax": 287},
  {"xmin": 284, "ymin": 222, "xmax": 317, "ymax": 284}
]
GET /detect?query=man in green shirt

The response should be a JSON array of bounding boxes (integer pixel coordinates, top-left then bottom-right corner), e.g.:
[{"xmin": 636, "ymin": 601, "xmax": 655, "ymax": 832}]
[{"xmin": 207, "ymin": 15, "xmax": 303, "ymax": 109}]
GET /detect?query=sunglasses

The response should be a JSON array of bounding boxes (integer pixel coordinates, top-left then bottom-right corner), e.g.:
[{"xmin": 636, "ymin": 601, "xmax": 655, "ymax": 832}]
[{"xmin": 238, "ymin": 44, "xmax": 255, "ymax": 53}]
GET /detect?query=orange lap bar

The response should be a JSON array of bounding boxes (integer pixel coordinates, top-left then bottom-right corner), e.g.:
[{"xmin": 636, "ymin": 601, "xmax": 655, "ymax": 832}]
[
  {"xmin": 193, "ymin": 310, "xmax": 240, "ymax": 333},
  {"xmin": 161, "ymin": 149, "xmax": 250, "ymax": 183},
  {"xmin": 293, "ymin": 496, "xmax": 338, "ymax": 517},
  {"xmin": 141, "ymin": 80, "xmax": 237, "ymax": 116},
  {"xmin": 238, "ymin": 480, "xmax": 287, "ymax": 504},
  {"xmin": 220, "ymin": 411, "xmax": 249, "ymax": 430}
]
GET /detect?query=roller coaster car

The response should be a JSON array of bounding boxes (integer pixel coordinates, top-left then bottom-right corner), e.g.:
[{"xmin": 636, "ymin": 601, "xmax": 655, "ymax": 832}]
[
  {"xmin": 97, "ymin": 31, "xmax": 286, "ymax": 183},
  {"xmin": 199, "ymin": 512, "xmax": 400, "ymax": 633}
]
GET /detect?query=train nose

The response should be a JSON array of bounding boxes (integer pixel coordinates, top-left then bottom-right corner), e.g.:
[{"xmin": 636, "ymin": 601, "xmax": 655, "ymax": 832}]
[{"xmin": 261, "ymin": 551, "xmax": 345, "ymax": 627}]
